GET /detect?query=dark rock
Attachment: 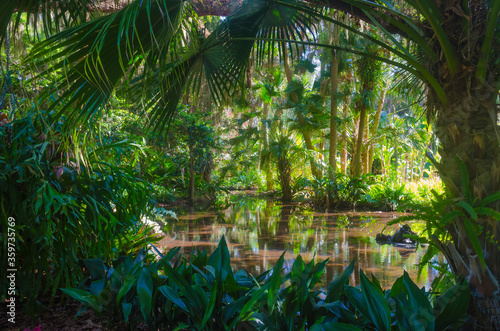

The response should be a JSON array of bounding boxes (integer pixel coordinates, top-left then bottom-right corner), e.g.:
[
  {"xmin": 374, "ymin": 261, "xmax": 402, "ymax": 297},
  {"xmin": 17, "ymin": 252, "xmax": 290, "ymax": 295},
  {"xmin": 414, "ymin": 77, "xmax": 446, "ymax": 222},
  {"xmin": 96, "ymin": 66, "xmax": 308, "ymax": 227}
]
[
  {"xmin": 376, "ymin": 224, "xmax": 417, "ymax": 246},
  {"xmin": 376, "ymin": 233, "xmax": 392, "ymax": 244},
  {"xmin": 391, "ymin": 224, "xmax": 416, "ymax": 244}
]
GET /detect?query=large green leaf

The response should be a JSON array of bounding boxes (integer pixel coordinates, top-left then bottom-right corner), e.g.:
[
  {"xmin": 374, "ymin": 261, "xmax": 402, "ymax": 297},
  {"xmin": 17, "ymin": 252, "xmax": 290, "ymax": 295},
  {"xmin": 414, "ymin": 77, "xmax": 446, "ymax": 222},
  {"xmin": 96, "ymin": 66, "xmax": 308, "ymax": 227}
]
[
  {"xmin": 344, "ymin": 286, "xmax": 370, "ymax": 322},
  {"xmin": 60, "ymin": 288, "xmax": 102, "ymax": 314},
  {"xmin": 116, "ymin": 273, "xmax": 138, "ymax": 305},
  {"xmin": 359, "ymin": 270, "xmax": 391, "ymax": 331},
  {"xmin": 402, "ymin": 271, "xmax": 434, "ymax": 331},
  {"xmin": 158, "ymin": 285, "xmax": 189, "ymax": 313},
  {"xmin": 137, "ymin": 268, "xmax": 153, "ymax": 322},
  {"xmin": 326, "ymin": 260, "xmax": 354, "ymax": 302},
  {"xmin": 83, "ymin": 259, "xmax": 106, "ymax": 280},
  {"xmin": 268, "ymin": 252, "xmax": 285, "ymax": 314}
]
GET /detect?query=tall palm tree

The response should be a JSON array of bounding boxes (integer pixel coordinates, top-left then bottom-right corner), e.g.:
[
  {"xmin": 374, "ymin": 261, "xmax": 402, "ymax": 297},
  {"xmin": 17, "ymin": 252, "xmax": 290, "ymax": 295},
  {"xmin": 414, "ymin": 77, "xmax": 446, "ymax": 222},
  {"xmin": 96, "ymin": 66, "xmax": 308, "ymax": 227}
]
[{"xmin": 5, "ymin": 0, "xmax": 500, "ymax": 327}]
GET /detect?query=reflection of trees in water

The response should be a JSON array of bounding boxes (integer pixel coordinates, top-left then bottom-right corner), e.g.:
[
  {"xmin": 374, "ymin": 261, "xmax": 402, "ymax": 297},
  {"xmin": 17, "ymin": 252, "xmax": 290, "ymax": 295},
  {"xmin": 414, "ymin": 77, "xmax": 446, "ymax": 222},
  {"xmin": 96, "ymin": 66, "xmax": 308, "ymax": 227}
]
[
  {"xmin": 277, "ymin": 205, "xmax": 292, "ymax": 236},
  {"xmin": 161, "ymin": 198, "xmax": 441, "ymax": 288}
]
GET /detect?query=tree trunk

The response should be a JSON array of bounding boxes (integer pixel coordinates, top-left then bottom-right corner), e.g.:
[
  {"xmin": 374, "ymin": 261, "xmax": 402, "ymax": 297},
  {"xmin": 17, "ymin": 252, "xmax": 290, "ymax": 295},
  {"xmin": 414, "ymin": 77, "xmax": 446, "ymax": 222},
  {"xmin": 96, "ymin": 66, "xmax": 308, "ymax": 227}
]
[
  {"xmin": 361, "ymin": 111, "xmax": 369, "ymax": 174},
  {"xmin": 283, "ymin": 45, "xmax": 321, "ymax": 179},
  {"xmin": 262, "ymin": 102, "xmax": 274, "ymax": 190},
  {"xmin": 433, "ymin": 76, "xmax": 500, "ymax": 330},
  {"xmin": 352, "ymin": 102, "xmax": 366, "ymax": 177},
  {"xmin": 368, "ymin": 88, "xmax": 386, "ymax": 173},
  {"xmin": 328, "ymin": 15, "xmax": 339, "ymax": 180},
  {"xmin": 340, "ymin": 103, "xmax": 348, "ymax": 175}
]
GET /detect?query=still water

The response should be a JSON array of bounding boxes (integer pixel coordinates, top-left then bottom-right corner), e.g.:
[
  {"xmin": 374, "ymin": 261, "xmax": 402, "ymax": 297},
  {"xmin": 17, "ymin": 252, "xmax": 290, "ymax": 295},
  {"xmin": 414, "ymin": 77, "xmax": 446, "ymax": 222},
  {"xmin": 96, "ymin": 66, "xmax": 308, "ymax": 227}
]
[{"xmin": 158, "ymin": 197, "xmax": 442, "ymax": 289}]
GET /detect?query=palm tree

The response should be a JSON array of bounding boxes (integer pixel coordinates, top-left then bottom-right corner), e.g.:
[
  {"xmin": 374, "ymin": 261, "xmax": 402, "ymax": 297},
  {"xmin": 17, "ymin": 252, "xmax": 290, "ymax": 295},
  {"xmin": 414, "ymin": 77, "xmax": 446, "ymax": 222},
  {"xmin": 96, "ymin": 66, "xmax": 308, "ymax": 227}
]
[{"xmin": 5, "ymin": 0, "xmax": 500, "ymax": 327}]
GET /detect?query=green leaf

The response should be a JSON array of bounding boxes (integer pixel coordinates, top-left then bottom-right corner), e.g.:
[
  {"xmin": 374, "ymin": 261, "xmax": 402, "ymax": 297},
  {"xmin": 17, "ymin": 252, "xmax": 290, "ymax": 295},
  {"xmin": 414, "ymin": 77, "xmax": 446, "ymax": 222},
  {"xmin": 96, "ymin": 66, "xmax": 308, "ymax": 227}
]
[
  {"xmin": 83, "ymin": 259, "xmax": 107, "ymax": 280},
  {"xmin": 208, "ymin": 235, "xmax": 234, "ymax": 286},
  {"xmin": 462, "ymin": 219, "xmax": 486, "ymax": 268},
  {"xmin": 434, "ymin": 281, "xmax": 470, "ymax": 330},
  {"xmin": 394, "ymin": 296, "xmax": 414, "ymax": 331},
  {"xmin": 411, "ymin": 0, "xmax": 460, "ymax": 74},
  {"xmin": 390, "ymin": 275, "xmax": 405, "ymax": 298},
  {"xmin": 441, "ymin": 210, "xmax": 464, "ymax": 225},
  {"xmin": 326, "ymin": 260, "xmax": 354, "ymax": 302},
  {"xmin": 479, "ymin": 191, "xmax": 500, "ymax": 208},
  {"xmin": 359, "ymin": 270, "xmax": 391, "ymax": 331},
  {"xmin": 122, "ymin": 302, "xmax": 132, "ymax": 323},
  {"xmin": 457, "ymin": 201, "xmax": 477, "ymax": 221},
  {"xmin": 344, "ymin": 286, "xmax": 370, "ymax": 321},
  {"xmin": 201, "ymin": 280, "xmax": 218, "ymax": 329},
  {"xmin": 158, "ymin": 285, "xmax": 189, "ymax": 313},
  {"xmin": 60, "ymin": 288, "xmax": 102, "ymax": 314},
  {"xmin": 309, "ymin": 258, "xmax": 329, "ymax": 289},
  {"xmin": 475, "ymin": 0, "xmax": 500, "ymax": 81},
  {"xmin": 317, "ymin": 301, "xmax": 357, "ymax": 324},
  {"xmin": 116, "ymin": 274, "xmax": 137, "ymax": 305},
  {"xmin": 90, "ymin": 279, "xmax": 105, "ymax": 296},
  {"xmin": 402, "ymin": 272, "xmax": 434, "ymax": 331},
  {"xmin": 267, "ymin": 252, "xmax": 285, "ymax": 314},
  {"xmin": 158, "ymin": 258, "xmax": 204, "ymax": 317},
  {"xmin": 137, "ymin": 268, "xmax": 153, "ymax": 322}
]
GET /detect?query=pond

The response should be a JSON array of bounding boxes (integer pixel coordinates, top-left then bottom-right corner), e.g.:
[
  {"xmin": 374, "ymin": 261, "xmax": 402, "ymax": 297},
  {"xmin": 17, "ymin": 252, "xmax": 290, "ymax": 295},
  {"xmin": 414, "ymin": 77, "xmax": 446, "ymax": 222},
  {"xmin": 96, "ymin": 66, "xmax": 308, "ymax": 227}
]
[{"xmin": 157, "ymin": 197, "xmax": 442, "ymax": 289}]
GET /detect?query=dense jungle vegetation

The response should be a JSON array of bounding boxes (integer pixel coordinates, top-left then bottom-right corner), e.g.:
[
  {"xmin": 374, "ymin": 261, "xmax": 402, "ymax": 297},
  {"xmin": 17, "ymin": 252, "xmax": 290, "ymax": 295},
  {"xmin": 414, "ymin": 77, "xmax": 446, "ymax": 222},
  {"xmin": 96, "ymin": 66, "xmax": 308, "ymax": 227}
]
[{"xmin": 0, "ymin": 0, "xmax": 499, "ymax": 330}]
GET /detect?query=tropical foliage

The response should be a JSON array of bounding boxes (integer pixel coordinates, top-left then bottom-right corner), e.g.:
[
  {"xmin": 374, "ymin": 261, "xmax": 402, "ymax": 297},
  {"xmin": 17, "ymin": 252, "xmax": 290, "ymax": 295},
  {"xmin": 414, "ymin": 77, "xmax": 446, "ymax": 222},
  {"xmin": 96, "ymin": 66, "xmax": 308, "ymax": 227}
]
[
  {"xmin": 64, "ymin": 237, "xmax": 470, "ymax": 330},
  {"xmin": 0, "ymin": 0, "xmax": 499, "ymax": 328}
]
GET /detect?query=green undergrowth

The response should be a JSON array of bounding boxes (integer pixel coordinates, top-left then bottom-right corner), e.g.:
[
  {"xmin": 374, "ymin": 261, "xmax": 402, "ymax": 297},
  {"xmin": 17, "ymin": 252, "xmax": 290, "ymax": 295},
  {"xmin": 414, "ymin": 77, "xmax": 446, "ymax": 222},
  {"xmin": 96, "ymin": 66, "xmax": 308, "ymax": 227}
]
[{"xmin": 64, "ymin": 236, "xmax": 469, "ymax": 330}]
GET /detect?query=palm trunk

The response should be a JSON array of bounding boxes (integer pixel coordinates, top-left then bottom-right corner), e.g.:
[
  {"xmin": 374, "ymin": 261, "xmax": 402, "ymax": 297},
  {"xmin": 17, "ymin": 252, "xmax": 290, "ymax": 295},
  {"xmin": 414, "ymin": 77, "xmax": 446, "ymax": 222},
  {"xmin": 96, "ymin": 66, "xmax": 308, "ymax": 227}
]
[
  {"xmin": 432, "ymin": 77, "xmax": 500, "ymax": 329},
  {"xmin": 283, "ymin": 44, "xmax": 321, "ymax": 179},
  {"xmin": 352, "ymin": 102, "xmax": 366, "ymax": 177},
  {"xmin": 328, "ymin": 15, "xmax": 339, "ymax": 180},
  {"xmin": 329, "ymin": 51, "xmax": 339, "ymax": 179},
  {"xmin": 368, "ymin": 88, "xmax": 386, "ymax": 173},
  {"xmin": 340, "ymin": 103, "xmax": 348, "ymax": 175},
  {"xmin": 361, "ymin": 112, "xmax": 369, "ymax": 174},
  {"xmin": 262, "ymin": 102, "xmax": 274, "ymax": 190}
]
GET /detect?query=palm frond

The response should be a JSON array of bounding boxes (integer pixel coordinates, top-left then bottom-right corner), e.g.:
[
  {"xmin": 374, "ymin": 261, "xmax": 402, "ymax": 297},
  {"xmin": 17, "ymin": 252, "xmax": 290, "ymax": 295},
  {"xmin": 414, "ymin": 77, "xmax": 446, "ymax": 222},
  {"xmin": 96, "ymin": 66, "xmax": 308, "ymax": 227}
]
[
  {"xmin": 1, "ymin": 0, "xmax": 97, "ymax": 41},
  {"xmin": 28, "ymin": 0, "xmax": 189, "ymax": 130}
]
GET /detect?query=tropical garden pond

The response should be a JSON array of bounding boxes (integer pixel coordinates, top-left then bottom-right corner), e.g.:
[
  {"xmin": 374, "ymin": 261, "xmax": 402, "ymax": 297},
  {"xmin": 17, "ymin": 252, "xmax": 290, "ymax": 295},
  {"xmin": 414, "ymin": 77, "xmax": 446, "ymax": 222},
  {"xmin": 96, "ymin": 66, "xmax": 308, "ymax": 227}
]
[{"xmin": 158, "ymin": 197, "xmax": 441, "ymax": 289}]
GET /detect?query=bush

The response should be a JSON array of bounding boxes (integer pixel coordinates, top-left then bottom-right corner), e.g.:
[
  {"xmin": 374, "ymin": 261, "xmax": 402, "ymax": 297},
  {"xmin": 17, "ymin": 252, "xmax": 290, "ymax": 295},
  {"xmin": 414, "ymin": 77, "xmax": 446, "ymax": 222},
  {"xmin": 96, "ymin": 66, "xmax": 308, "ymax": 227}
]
[{"xmin": 0, "ymin": 110, "xmax": 151, "ymax": 314}]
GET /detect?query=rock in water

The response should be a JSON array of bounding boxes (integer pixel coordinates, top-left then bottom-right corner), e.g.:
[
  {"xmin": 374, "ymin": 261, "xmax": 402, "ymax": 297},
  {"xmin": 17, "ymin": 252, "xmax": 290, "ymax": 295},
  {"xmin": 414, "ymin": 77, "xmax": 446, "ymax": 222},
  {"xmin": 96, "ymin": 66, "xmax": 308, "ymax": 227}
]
[
  {"xmin": 391, "ymin": 224, "xmax": 416, "ymax": 244},
  {"xmin": 375, "ymin": 233, "xmax": 392, "ymax": 244},
  {"xmin": 376, "ymin": 224, "xmax": 417, "ymax": 246}
]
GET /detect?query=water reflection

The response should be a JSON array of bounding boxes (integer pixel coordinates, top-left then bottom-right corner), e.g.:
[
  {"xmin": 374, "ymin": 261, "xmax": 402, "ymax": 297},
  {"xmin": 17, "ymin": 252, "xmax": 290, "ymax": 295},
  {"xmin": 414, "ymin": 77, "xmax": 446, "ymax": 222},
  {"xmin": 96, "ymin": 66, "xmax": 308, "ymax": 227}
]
[{"xmin": 158, "ymin": 198, "xmax": 443, "ymax": 289}]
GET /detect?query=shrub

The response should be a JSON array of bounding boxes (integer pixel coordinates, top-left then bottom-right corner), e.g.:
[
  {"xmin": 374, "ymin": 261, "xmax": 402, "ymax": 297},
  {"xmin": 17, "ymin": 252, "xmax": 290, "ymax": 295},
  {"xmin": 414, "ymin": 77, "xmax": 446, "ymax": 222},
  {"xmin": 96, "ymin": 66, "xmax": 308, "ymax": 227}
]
[{"xmin": 0, "ymin": 110, "xmax": 151, "ymax": 314}]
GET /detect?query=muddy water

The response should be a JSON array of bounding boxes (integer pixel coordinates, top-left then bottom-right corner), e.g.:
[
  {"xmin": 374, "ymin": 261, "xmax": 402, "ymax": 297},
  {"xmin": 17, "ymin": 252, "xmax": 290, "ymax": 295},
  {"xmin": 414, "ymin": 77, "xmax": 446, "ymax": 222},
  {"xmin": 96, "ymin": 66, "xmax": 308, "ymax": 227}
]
[{"xmin": 158, "ymin": 198, "xmax": 442, "ymax": 289}]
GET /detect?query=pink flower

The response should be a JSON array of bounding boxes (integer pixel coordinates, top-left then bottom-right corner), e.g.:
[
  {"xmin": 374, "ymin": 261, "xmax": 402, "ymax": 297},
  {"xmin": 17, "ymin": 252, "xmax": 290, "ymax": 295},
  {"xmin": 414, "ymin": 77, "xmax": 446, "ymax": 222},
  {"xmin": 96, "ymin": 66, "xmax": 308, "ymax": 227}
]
[{"xmin": 23, "ymin": 325, "xmax": 41, "ymax": 331}]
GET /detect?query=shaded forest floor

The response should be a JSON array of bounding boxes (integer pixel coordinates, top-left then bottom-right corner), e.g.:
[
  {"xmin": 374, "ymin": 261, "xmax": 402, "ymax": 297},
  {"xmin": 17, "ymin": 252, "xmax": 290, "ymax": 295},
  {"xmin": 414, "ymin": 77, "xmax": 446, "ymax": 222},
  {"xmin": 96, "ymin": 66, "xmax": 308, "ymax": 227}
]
[{"xmin": 0, "ymin": 299, "xmax": 150, "ymax": 331}]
